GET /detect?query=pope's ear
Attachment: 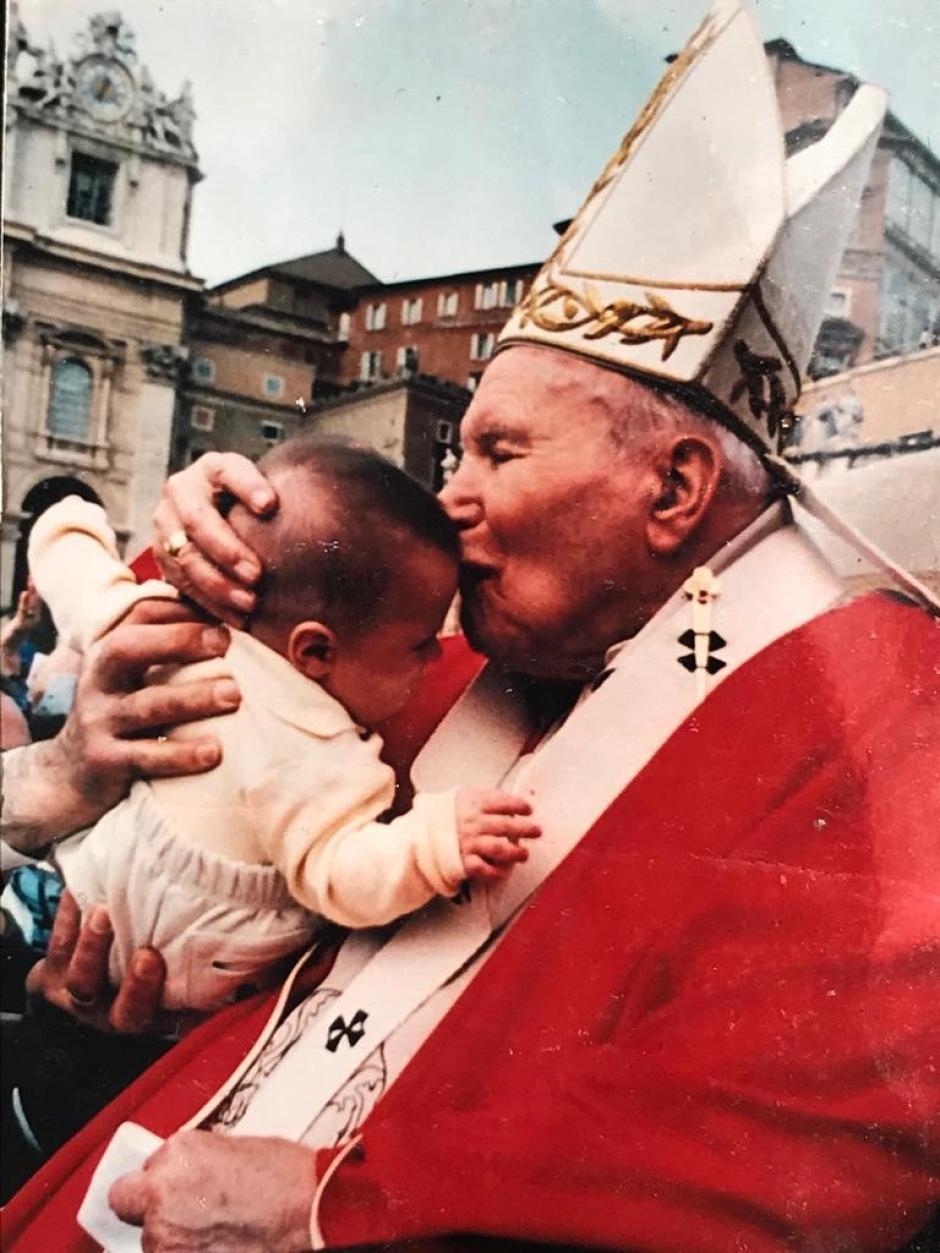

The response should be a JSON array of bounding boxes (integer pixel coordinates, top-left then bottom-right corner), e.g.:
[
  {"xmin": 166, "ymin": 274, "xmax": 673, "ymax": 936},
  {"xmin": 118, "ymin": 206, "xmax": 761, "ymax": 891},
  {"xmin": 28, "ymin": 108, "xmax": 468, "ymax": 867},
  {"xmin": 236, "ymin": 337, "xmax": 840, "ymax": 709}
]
[
  {"xmin": 287, "ymin": 621, "xmax": 337, "ymax": 679},
  {"xmin": 646, "ymin": 434, "xmax": 721, "ymax": 555}
]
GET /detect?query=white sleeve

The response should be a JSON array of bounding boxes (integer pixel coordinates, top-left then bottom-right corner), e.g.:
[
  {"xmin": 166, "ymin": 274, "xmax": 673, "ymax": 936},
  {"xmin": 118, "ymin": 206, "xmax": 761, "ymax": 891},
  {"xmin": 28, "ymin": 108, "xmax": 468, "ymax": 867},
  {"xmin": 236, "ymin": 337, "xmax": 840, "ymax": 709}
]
[
  {"xmin": 245, "ymin": 732, "xmax": 464, "ymax": 928},
  {"xmin": 28, "ymin": 496, "xmax": 178, "ymax": 651}
]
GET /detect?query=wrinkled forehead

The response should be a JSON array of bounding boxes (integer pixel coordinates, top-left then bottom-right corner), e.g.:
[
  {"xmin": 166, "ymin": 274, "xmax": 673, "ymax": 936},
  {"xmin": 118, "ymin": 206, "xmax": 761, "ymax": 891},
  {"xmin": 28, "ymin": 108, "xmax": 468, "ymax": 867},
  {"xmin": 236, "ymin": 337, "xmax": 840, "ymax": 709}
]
[{"xmin": 463, "ymin": 344, "xmax": 650, "ymax": 442}]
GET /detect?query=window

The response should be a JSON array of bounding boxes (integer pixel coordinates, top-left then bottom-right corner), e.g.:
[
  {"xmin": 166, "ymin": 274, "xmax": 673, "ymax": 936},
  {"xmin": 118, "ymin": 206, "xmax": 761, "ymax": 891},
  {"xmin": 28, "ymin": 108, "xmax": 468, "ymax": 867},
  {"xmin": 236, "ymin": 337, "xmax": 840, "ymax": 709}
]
[
  {"xmin": 193, "ymin": 356, "xmax": 215, "ymax": 383},
  {"xmin": 474, "ymin": 282, "xmax": 499, "ymax": 311},
  {"xmin": 260, "ymin": 421, "xmax": 285, "ymax": 444},
  {"xmin": 365, "ymin": 302, "xmax": 387, "ymax": 331},
  {"xmin": 191, "ymin": 406, "xmax": 215, "ymax": 432},
  {"xmin": 360, "ymin": 350, "xmax": 383, "ymax": 381},
  {"xmin": 263, "ymin": 373, "xmax": 284, "ymax": 398},
  {"xmin": 909, "ymin": 173, "xmax": 933, "ymax": 252},
  {"xmin": 396, "ymin": 345, "xmax": 419, "ymax": 375},
  {"xmin": 887, "ymin": 159, "xmax": 938, "ymax": 256},
  {"xmin": 471, "ymin": 332, "xmax": 495, "ymax": 361},
  {"xmin": 337, "ymin": 311, "xmax": 351, "ymax": 343},
  {"xmin": 401, "ymin": 297, "xmax": 423, "ymax": 326},
  {"xmin": 47, "ymin": 359, "xmax": 92, "ymax": 441},
  {"xmin": 826, "ymin": 289, "xmax": 851, "ymax": 317},
  {"xmin": 499, "ymin": 279, "xmax": 523, "ymax": 307},
  {"xmin": 886, "ymin": 158, "xmax": 912, "ymax": 233},
  {"xmin": 437, "ymin": 291, "xmax": 458, "ymax": 318},
  {"xmin": 878, "ymin": 261, "xmax": 939, "ymax": 355},
  {"xmin": 435, "ymin": 420, "xmax": 454, "ymax": 444},
  {"xmin": 66, "ymin": 153, "xmax": 117, "ymax": 226},
  {"xmin": 467, "ymin": 372, "xmax": 483, "ymax": 392}
]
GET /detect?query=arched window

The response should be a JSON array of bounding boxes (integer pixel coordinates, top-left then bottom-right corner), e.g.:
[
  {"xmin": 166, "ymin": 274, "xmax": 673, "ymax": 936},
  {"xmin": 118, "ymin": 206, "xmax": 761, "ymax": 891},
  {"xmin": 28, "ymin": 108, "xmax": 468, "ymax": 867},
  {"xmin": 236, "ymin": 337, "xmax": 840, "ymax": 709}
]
[{"xmin": 48, "ymin": 359, "xmax": 92, "ymax": 441}]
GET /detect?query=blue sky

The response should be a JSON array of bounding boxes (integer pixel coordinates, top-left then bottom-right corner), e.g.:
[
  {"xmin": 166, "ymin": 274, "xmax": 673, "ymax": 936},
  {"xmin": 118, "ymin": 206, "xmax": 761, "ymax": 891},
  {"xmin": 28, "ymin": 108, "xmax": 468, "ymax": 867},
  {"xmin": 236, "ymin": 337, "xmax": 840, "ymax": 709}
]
[{"xmin": 17, "ymin": 0, "xmax": 940, "ymax": 287}]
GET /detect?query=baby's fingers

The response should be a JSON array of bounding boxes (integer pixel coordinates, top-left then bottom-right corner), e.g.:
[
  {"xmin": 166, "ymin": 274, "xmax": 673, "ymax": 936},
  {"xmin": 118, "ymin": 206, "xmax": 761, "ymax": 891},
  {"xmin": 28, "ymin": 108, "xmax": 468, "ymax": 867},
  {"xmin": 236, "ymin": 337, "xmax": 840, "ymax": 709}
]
[
  {"xmin": 478, "ymin": 791, "xmax": 533, "ymax": 817},
  {"xmin": 479, "ymin": 816, "xmax": 541, "ymax": 842},
  {"xmin": 466, "ymin": 836, "xmax": 530, "ymax": 867},
  {"xmin": 462, "ymin": 854, "xmax": 511, "ymax": 882}
]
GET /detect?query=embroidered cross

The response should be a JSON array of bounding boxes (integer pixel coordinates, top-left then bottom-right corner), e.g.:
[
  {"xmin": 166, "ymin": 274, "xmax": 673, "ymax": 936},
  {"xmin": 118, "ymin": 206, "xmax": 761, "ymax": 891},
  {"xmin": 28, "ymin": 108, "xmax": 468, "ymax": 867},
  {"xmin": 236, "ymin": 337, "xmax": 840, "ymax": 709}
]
[
  {"xmin": 678, "ymin": 567, "xmax": 725, "ymax": 700},
  {"xmin": 729, "ymin": 339, "xmax": 796, "ymax": 452},
  {"xmin": 325, "ymin": 1009, "xmax": 369, "ymax": 1053}
]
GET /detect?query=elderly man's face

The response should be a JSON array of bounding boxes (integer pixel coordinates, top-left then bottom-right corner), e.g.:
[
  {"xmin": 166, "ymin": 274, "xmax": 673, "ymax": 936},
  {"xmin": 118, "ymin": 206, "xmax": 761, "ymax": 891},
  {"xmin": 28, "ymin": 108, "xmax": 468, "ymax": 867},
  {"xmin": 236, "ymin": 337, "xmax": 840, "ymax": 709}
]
[{"xmin": 440, "ymin": 346, "xmax": 658, "ymax": 680}]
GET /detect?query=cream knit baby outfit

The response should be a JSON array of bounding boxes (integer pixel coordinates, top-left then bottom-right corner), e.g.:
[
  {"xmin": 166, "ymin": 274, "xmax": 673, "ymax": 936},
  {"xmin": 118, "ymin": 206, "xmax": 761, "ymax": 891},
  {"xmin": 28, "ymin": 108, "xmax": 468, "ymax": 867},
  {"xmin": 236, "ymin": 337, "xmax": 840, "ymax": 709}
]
[{"xmin": 28, "ymin": 498, "xmax": 464, "ymax": 1009}]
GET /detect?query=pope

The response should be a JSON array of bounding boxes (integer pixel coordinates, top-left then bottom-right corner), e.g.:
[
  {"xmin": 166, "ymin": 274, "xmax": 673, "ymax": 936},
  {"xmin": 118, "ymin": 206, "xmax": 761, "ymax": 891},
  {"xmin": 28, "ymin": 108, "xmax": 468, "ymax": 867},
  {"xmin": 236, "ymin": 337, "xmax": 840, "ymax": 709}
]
[{"xmin": 2, "ymin": 1, "xmax": 938, "ymax": 1249}]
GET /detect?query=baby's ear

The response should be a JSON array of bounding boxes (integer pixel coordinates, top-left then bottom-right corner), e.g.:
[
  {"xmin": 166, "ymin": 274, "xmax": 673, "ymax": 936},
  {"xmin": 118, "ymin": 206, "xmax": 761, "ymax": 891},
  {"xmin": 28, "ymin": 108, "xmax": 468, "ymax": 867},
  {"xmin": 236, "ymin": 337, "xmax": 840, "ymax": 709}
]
[{"xmin": 288, "ymin": 621, "xmax": 336, "ymax": 679}]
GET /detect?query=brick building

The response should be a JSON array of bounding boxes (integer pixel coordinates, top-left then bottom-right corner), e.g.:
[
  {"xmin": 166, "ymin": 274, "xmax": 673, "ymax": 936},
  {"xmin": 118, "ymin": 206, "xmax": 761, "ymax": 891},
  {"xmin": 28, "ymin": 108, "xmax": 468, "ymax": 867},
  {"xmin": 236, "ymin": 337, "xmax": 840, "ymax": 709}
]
[
  {"xmin": 764, "ymin": 39, "xmax": 940, "ymax": 376},
  {"xmin": 340, "ymin": 263, "xmax": 538, "ymax": 393}
]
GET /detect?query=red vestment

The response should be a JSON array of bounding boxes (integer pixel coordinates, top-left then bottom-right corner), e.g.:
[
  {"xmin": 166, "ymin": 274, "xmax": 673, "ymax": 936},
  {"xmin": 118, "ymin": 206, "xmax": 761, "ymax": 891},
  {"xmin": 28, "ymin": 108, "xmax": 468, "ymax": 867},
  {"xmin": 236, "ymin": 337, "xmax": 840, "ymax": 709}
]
[{"xmin": 4, "ymin": 594, "xmax": 939, "ymax": 1251}]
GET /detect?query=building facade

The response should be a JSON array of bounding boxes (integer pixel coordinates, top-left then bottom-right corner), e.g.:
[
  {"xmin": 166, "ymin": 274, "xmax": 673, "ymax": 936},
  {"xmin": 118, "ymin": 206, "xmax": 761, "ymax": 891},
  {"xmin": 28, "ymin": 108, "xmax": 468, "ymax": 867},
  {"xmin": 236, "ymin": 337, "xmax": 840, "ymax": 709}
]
[
  {"xmin": 765, "ymin": 39, "xmax": 940, "ymax": 377},
  {"xmin": 2, "ymin": 7, "xmax": 202, "ymax": 603},
  {"xmin": 340, "ymin": 263, "xmax": 538, "ymax": 393}
]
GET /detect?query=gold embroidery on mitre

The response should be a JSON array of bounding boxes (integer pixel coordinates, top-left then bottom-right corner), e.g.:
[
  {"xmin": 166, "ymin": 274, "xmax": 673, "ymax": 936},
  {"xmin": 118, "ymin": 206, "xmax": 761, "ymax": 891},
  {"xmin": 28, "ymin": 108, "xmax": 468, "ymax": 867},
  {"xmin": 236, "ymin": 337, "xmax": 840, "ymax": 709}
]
[
  {"xmin": 536, "ymin": 10, "xmax": 720, "ymax": 280},
  {"xmin": 587, "ymin": 13, "xmax": 720, "ymax": 205},
  {"xmin": 519, "ymin": 280, "xmax": 713, "ymax": 361},
  {"xmin": 729, "ymin": 339, "xmax": 797, "ymax": 452},
  {"xmin": 505, "ymin": 12, "xmax": 720, "ymax": 342}
]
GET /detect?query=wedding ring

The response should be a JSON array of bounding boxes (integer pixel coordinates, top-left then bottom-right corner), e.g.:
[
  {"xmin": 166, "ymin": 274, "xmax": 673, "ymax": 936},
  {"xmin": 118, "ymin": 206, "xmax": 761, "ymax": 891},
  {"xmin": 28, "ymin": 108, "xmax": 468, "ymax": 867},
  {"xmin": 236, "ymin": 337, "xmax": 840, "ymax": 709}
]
[
  {"xmin": 68, "ymin": 990, "xmax": 98, "ymax": 1008},
  {"xmin": 164, "ymin": 528, "xmax": 189, "ymax": 558}
]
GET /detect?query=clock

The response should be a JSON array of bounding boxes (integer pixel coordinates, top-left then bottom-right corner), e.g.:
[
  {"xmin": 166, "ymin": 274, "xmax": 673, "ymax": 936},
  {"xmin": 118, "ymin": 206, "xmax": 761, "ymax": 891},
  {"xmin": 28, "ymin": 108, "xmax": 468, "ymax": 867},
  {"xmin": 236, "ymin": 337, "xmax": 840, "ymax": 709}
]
[{"xmin": 75, "ymin": 57, "xmax": 134, "ymax": 123}]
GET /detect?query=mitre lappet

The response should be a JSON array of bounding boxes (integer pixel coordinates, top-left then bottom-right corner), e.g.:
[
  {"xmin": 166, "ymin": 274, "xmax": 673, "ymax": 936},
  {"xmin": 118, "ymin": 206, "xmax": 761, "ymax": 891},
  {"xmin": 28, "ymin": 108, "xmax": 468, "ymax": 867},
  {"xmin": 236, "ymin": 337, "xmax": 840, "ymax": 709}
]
[{"xmin": 497, "ymin": 0, "xmax": 938, "ymax": 613}]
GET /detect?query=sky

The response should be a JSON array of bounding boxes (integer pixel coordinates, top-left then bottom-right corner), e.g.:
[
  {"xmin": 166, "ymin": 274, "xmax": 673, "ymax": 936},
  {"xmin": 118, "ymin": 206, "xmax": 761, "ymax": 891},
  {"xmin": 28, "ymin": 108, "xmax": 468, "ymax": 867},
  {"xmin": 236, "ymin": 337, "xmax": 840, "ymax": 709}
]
[{"xmin": 16, "ymin": 0, "xmax": 940, "ymax": 288}]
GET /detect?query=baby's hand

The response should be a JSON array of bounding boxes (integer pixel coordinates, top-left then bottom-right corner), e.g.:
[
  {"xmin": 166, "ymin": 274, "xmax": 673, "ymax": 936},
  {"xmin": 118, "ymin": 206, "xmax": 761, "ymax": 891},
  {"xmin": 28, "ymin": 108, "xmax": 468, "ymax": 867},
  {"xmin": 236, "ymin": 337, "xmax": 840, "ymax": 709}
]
[{"xmin": 455, "ymin": 788, "xmax": 541, "ymax": 883}]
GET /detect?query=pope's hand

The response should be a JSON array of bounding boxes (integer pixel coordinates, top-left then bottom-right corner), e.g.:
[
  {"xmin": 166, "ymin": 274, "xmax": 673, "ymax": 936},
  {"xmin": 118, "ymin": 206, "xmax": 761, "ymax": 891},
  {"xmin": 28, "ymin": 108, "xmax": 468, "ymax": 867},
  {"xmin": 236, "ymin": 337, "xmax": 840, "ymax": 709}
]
[
  {"xmin": 154, "ymin": 451, "xmax": 277, "ymax": 626},
  {"xmin": 108, "ymin": 1130, "xmax": 317, "ymax": 1252}
]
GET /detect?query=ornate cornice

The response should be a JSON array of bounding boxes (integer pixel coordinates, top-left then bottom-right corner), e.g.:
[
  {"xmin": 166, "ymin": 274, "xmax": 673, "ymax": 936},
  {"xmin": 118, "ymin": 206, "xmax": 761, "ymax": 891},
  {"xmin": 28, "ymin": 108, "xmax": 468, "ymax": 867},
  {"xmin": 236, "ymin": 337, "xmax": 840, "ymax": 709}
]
[
  {"xmin": 8, "ymin": 8, "xmax": 198, "ymax": 168},
  {"xmin": 140, "ymin": 341, "xmax": 189, "ymax": 382}
]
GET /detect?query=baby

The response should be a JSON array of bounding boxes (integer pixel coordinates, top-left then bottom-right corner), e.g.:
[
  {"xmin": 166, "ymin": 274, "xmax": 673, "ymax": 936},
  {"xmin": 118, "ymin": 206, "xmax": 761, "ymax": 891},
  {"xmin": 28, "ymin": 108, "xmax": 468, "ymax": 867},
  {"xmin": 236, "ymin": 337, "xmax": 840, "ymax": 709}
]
[{"xmin": 28, "ymin": 438, "xmax": 539, "ymax": 1010}]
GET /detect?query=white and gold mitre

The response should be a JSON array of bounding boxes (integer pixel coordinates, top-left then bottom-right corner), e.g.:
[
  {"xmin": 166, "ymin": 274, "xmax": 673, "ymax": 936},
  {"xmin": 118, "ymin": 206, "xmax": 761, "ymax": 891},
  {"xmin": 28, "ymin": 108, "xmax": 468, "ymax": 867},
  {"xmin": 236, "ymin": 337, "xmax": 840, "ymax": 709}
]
[{"xmin": 497, "ymin": 0, "xmax": 885, "ymax": 463}]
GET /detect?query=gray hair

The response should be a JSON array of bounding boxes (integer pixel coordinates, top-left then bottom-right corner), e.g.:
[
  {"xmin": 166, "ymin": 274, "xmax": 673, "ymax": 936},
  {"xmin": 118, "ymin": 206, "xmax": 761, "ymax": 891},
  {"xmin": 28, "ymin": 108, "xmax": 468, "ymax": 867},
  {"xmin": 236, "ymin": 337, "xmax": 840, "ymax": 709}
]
[{"xmin": 605, "ymin": 378, "xmax": 772, "ymax": 500}]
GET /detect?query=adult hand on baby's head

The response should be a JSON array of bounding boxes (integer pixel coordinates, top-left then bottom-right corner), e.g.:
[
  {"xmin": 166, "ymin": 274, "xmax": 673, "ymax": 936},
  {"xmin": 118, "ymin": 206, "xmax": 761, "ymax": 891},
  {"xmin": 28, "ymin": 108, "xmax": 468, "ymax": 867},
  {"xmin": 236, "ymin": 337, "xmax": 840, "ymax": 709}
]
[
  {"xmin": 456, "ymin": 788, "xmax": 541, "ymax": 882},
  {"xmin": 154, "ymin": 451, "xmax": 278, "ymax": 626},
  {"xmin": 26, "ymin": 892, "xmax": 169, "ymax": 1034}
]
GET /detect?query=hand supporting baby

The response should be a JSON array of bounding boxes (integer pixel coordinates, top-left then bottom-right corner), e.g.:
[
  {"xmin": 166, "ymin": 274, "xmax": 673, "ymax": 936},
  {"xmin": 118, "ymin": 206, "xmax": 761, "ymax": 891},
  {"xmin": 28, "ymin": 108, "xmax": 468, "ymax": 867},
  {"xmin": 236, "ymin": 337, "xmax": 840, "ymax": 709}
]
[{"xmin": 456, "ymin": 789, "xmax": 541, "ymax": 883}]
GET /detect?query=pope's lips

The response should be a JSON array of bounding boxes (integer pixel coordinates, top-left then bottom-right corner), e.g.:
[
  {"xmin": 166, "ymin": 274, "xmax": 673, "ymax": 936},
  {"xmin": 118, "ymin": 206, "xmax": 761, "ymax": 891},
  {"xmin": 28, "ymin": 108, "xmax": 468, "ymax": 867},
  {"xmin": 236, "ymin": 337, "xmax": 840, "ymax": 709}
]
[{"xmin": 458, "ymin": 559, "xmax": 499, "ymax": 588}]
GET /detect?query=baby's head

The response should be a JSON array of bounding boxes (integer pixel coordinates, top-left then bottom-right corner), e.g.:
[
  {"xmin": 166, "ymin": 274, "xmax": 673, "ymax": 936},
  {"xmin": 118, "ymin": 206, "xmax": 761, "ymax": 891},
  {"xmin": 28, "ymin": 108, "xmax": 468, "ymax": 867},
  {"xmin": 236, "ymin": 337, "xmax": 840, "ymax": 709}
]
[{"xmin": 228, "ymin": 437, "xmax": 459, "ymax": 726}]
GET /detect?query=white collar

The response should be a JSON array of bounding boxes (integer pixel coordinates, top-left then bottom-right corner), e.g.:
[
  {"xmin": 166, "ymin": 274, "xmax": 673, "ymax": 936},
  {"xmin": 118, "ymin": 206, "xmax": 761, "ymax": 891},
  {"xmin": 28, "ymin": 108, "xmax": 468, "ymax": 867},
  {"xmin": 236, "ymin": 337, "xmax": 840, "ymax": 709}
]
[{"xmin": 598, "ymin": 500, "xmax": 844, "ymax": 696}]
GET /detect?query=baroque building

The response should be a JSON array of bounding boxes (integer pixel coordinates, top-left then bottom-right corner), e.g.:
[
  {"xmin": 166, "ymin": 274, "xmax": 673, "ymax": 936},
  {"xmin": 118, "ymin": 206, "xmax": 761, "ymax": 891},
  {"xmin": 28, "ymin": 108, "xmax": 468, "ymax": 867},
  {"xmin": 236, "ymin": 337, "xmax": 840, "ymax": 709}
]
[{"xmin": 2, "ymin": 7, "xmax": 202, "ymax": 603}]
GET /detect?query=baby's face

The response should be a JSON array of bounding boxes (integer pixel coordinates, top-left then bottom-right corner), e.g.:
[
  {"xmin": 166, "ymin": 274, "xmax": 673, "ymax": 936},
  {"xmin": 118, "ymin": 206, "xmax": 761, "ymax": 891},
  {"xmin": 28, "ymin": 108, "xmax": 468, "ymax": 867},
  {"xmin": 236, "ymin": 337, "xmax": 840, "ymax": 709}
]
[{"xmin": 327, "ymin": 543, "xmax": 458, "ymax": 727}]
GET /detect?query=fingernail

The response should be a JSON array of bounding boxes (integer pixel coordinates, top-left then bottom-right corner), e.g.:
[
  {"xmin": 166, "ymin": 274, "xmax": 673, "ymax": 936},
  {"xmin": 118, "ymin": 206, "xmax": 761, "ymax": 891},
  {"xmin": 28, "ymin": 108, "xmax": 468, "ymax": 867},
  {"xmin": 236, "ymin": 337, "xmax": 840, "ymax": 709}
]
[
  {"xmin": 235, "ymin": 560, "xmax": 259, "ymax": 584},
  {"xmin": 214, "ymin": 679, "xmax": 241, "ymax": 709},
  {"xmin": 252, "ymin": 490, "xmax": 275, "ymax": 513},
  {"xmin": 130, "ymin": 950, "xmax": 161, "ymax": 980},
  {"xmin": 196, "ymin": 743, "xmax": 221, "ymax": 768},
  {"xmin": 230, "ymin": 588, "xmax": 256, "ymax": 613},
  {"xmin": 201, "ymin": 625, "xmax": 228, "ymax": 653},
  {"xmin": 90, "ymin": 907, "xmax": 112, "ymax": 935}
]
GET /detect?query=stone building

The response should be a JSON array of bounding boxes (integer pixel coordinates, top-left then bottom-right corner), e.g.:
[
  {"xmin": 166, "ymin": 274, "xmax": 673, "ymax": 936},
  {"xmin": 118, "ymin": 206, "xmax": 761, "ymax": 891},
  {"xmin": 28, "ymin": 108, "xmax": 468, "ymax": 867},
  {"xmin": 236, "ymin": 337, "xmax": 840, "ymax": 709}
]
[
  {"xmin": 2, "ymin": 7, "xmax": 202, "ymax": 604},
  {"xmin": 308, "ymin": 374, "xmax": 469, "ymax": 492},
  {"xmin": 174, "ymin": 237, "xmax": 377, "ymax": 468}
]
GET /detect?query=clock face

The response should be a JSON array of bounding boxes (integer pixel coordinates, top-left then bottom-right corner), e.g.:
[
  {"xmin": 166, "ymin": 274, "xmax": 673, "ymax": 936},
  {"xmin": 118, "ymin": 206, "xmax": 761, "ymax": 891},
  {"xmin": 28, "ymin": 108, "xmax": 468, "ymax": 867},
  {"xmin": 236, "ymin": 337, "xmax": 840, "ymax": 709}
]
[{"xmin": 76, "ymin": 58, "xmax": 134, "ymax": 123}]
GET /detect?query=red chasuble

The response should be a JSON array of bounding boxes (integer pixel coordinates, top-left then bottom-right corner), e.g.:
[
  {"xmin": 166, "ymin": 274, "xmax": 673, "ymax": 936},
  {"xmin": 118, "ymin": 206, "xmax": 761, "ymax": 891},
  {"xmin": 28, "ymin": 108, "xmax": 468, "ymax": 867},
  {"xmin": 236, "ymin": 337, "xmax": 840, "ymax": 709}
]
[{"xmin": 4, "ymin": 594, "xmax": 939, "ymax": 1251}]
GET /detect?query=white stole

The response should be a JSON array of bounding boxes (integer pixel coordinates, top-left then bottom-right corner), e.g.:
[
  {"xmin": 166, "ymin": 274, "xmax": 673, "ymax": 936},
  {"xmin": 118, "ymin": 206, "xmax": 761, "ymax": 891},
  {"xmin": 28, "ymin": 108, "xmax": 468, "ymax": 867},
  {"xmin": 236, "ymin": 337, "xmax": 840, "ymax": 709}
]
[{"xmin": 79, "ymin": 506, "xmax": 845, "ymax": 1249}]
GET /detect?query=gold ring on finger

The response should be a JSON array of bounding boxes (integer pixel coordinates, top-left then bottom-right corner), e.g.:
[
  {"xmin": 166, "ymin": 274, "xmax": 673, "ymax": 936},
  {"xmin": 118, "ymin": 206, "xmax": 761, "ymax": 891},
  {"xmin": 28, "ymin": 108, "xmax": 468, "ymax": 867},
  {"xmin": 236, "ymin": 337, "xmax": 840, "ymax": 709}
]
[{"xmin": 164, "ymin": 529, "xmax": 189, "ymax": 558}]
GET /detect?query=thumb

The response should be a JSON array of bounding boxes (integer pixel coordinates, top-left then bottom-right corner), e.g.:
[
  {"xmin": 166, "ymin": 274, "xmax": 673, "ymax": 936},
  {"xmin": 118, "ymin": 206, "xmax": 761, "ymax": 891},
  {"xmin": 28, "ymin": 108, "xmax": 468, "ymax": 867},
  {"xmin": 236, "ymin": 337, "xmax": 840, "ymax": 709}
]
[{"xmin": 108, "ymin": 1169, "xmax": 150, "ymax": 1227}]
